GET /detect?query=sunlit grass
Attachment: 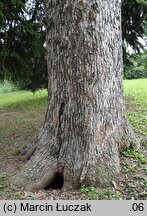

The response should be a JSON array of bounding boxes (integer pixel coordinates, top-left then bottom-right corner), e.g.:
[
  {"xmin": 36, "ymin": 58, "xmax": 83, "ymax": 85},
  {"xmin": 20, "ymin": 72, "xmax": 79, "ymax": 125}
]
[
  {"xmin": 124, "ymin": 79, "xmax": 147, "ymax": 107},
  {"xmin": 124, "ymin": 79, "xmax": 147, "ymax": 136},
  {"xmin": 0, "ymin": 90, "xmax": 48, "ymax": 112}
]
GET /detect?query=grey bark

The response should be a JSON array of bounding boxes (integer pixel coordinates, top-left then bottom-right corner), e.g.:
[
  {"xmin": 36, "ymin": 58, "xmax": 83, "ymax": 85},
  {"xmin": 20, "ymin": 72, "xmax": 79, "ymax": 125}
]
[{"xmin": 12, "ymin": 0, "xmax": 140, "ymax": 190}]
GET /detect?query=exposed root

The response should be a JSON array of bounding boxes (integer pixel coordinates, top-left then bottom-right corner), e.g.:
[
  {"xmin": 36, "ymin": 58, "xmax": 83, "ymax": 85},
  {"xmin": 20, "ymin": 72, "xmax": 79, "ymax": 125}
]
[
  {"xmin": 21, "ymin": 135, "xmax": 38, "ymax": 160},
  {"xmin": 125, "ymin": 120, "xmax": 140, "ymax": 150},
  {"xmin": 12, "ymin": 146, "xmax": 59, "ymax": 190}
]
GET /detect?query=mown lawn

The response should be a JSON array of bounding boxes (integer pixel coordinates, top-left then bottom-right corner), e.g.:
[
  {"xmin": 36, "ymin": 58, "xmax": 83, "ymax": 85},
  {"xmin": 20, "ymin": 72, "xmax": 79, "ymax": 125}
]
[
  {"xmin": 124, "ymin": 79, "xmax": 147, "ymax": 137},
  {"xmin": 124, "ymin": 79, "xmax": 147, "ymax": 106},
  {"xmin": 0, "ymin": 89, "xmax": 48, "ymax": 112},
  {"xmin": 0, "ymin": 79, "xmax": 147, "ymax": 200}
]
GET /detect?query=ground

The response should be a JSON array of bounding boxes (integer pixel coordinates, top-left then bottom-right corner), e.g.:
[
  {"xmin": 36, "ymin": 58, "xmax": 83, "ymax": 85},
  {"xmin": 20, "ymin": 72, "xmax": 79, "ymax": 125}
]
[{"xmin": 0, "ymin": 79, "xmax": 147, "ymax": 200}]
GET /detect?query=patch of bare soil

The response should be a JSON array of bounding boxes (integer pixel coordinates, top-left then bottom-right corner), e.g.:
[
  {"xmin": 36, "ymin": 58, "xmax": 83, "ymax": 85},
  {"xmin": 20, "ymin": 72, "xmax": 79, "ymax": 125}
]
[{"xmin": 0, "ymin": 112, "xmax": 25, "ymax": 173}]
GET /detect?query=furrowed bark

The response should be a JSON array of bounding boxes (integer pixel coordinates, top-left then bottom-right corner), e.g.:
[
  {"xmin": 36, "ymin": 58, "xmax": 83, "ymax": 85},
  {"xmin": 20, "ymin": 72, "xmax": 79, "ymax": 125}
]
[{"xmin": 13, "ymin": 0, "xmax": 139, "ymax": 190}]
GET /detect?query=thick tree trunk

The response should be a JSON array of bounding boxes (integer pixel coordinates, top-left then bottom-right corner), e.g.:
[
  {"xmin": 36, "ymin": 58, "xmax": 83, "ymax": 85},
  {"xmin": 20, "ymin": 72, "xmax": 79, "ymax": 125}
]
[{"xmin": 13, "ymin": 0, "xmax": 140, "ymax": 190}]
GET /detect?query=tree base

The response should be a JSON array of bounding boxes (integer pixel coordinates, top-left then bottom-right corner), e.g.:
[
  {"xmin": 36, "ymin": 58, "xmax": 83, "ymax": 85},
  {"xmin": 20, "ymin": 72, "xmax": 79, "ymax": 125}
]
[{"xmin": 12, "ymin": 121, "xmax": 140, "ymax": 191}]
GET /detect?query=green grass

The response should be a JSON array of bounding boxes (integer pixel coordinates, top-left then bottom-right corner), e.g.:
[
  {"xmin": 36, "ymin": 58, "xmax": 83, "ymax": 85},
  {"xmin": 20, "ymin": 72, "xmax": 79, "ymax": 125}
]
[
  {"xmin": 0, "ymin": 173, "xmax": 7, "ymax": 180},
  {"xmin": 124, "ymin": 79, "xmax": 147, "ymax": 107},
  {"xmin": 80, "ymin": 185, "xmax": 121, "ymax": 200},
  {"xmin": 124, "ymin": 79, "xmax": 147, "ymax": 137},
  {"xmin": 0, "ymin": 80, "xmax": 19, "ymax": 94},
  {"xmin": 0, "ymin": 80, "xmax": 48, "ymax": 111},
  {"xmin": 121, "ymin": 149, "xmax": 147, "ymax": 164},
  {"xmin": 0, "ymin": 89, "xmax": 48, "ymax": 112}
]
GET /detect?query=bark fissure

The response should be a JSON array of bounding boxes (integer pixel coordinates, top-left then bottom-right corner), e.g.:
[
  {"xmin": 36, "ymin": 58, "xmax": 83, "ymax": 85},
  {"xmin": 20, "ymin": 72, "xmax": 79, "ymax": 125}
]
[{"xmin": 57, "ymin": 102, "xmax": 65, "ymax": 151}]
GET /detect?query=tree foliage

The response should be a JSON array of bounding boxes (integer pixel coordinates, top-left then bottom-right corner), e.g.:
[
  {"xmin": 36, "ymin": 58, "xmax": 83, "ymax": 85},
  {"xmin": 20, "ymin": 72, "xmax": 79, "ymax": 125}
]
[
  {"xmin": 0, "ymin": 0, "xmax": 47, "ymax": 91},
  {"xmin": 122, "ymin": 0, "xmax": 147, "ymax": 79},
  {"xmin": 122, "ymin": 0, "xmax": 147, "ymax": 51},
  {"xmin": 0, "ymin": 0, "xmax": 147, "ymax": 90},
  {"xmin": 124, "ymin": 51, "xmax": 147, "ymax": 79}
]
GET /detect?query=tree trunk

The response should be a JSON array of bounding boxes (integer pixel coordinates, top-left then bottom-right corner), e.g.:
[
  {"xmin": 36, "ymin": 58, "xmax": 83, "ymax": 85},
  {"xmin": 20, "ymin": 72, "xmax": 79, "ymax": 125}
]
[{"xmin": 12, "ymin": 0, "xmax": 140, "ymax": 190}]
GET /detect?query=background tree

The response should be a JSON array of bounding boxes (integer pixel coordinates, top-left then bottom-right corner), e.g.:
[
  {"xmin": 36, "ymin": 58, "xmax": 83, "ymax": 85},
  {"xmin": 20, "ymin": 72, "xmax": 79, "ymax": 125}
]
[
  {"xmin": 124, "ymin": 51, "xmax": 147, "ymax": 79},
  {"xmin": 12, "ymin": 0, "xmax": 140, "ymax": 190},
  {"xmin": 122, "ymin": 0, "xmax": 147, "ymax": 78},
  {"xmin": 122, "ymin": 0, "xmax": 147, "ymax": 51},
  {"xmin": 0, "ymin": 0, "xmax": 47, "ymax": 91}
]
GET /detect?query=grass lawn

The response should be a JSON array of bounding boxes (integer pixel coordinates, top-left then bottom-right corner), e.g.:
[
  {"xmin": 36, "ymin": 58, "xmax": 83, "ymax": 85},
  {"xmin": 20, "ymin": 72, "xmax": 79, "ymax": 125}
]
[
  {"xmin": 0, "ymin": 89, "xmax": 48, "ymax": 112},
  {"xmin": 0, "ymin": 79, "xmax": 147, "ymax": 200},
  {"xmin": 124, "ymin": 79, "xmax": 147, "ymax": 137},
  {"xmin": 124, "ymin": 79, "xmax": 147, "ymax": 106}
]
